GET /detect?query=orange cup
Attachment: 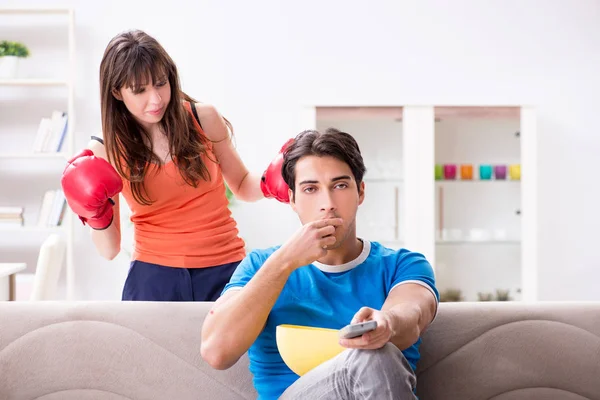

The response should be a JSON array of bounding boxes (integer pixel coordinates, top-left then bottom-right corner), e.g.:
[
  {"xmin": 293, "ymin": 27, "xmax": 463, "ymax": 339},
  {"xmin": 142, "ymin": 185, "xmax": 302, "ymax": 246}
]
[{"xmin": 460, "ymin": 164, "xmax": 473, "ymax": 180}]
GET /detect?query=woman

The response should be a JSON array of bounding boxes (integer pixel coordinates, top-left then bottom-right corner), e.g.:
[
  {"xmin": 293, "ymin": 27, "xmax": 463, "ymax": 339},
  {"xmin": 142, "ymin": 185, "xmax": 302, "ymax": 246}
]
[{"xmin": 61, "ymin": 30, "xmax": 289, "ymax": 301}]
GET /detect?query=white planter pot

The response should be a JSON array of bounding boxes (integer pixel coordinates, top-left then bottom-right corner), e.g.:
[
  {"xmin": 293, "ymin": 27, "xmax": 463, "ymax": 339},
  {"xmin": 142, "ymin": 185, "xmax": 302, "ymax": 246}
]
[{"xmin": 0, "ymin": 56, "xmax": 19, "ymax": 78}]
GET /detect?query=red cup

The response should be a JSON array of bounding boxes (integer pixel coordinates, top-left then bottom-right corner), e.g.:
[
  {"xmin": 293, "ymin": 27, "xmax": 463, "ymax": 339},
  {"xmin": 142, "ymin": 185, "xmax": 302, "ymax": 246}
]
[{"xmin": 444, "ymin": 164, "xmax": 457, "ymax": 179}]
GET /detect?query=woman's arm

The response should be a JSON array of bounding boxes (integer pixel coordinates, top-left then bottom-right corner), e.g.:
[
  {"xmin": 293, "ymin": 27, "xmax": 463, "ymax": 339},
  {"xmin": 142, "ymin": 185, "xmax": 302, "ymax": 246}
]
[
  {"xmin": 194, "ymin": 103, "xmax": 264, "ymax": 202},
  {"xmin": 87, "ymin": 138, "xmax": 122, "ymax": 260}
]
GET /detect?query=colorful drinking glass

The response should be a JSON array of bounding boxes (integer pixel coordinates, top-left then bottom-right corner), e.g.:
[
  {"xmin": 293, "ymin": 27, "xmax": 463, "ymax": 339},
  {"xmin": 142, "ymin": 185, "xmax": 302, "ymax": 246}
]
[
  {"xmin": 443, "ymin": 164, "xmax": 457, "ymax": 180},
  {"xmin": 509, "ymin": 164, "xmax": 521, "ymax": 180},
  {"xmin": 460, "ymin": 164, "xmax": 473, "ymax": 180},
  {"xmin": 494, "ymin": 165, "xmax": 507, "ymax": 180},
  {"xmin": 479, "ymin": 165, "xmax": 492, "ymax": 180},
  {"xmin": 435, "ymin": 164, "xmax": 443, "ymax": 180}
]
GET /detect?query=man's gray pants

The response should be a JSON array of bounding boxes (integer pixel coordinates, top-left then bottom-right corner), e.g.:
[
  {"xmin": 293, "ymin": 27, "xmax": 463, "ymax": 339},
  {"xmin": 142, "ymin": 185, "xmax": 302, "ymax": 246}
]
[{"xmin": 280, "ymin": 343, "xmax": 418, "ymax": 399}]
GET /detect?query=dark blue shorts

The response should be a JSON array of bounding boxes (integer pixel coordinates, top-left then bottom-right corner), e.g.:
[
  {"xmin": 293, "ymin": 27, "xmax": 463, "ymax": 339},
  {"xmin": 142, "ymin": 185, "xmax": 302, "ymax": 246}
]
[{"xmin": 122, "ymin": 260, "xmax": 240, "ymax": 302}]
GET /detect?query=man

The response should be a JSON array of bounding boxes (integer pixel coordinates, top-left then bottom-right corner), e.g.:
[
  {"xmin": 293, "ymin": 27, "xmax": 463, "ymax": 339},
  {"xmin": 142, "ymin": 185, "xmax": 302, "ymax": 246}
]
[{"xmin": 201, "ymin": 128, "xmax": 439, "ymax": 399}]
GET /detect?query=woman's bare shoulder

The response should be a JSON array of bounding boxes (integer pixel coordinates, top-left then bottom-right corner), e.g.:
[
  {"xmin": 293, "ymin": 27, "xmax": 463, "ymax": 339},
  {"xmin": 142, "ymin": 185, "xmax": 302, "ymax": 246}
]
[
  {"xmin": 88, "ymin": 135, "xmax": 108, "ymax": 160},
  {"xmin": 193, "ymin": 102, "xmax": 220, "ymax": 121}
]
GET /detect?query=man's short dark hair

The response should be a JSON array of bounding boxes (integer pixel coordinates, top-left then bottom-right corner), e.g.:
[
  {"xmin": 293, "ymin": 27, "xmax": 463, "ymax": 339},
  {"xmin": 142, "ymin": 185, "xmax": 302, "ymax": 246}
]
[{"xmin": 282, "ymin": 128, "xmax": 367, "ymax": 198}]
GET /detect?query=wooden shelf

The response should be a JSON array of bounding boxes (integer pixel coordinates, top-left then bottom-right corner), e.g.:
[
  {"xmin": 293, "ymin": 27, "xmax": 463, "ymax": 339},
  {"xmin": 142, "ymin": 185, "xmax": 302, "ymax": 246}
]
[
  {"xmin": 0, "ymin": 8, "xmax": 71, "ymax": 15},
  {"xmin": 0, "ymin": 153, "xmax": 67, "ymax": 159},
  {"xmin": 0, "ymin": 226, "xmax": 65, "ymax": 233},
  {"xmin": 363, "ymin": 177, "xmax": 403, "ymax": 183},
  {"xmin": 436, "ymin": 180, "xmax": 520, "ymax": 183},
  {"xmin": 436, "ymin": 240, "xmax": 520, "ymax": 245},
  {"xmin": 435, "ymin": 106, "xmax": 520, "ymax": 119},
  {"xmin": 0, "ymin": 79, "xmax": 69, "ymax": 87}
]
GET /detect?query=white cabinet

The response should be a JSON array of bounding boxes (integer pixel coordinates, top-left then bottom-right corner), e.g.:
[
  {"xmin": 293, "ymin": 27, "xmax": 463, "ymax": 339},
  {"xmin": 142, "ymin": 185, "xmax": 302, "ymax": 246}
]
[
  {"xmin": 0, "ymin": 8, "xmax": 76, "ymax": 300},
  {"xmin": 305, "ymin": 104, "xmax": 537, "ymax": 301},
  {"xmin": 315, "ymin": 107, "xmax": 404, "ymax": 248},
  {"xmin": 404, "ymin": 106, "xmax": 538, "ymax": 302},
  {"xmin": 433, "ymin": 107, "xmax": 522, "ymax": 301}
]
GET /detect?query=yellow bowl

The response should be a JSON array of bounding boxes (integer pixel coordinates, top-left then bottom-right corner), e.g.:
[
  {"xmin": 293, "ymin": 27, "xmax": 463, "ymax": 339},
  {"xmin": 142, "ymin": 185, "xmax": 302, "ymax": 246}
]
[{"xmin": 276, "ymin": 324, "xmax": 345, "ymax": 376}]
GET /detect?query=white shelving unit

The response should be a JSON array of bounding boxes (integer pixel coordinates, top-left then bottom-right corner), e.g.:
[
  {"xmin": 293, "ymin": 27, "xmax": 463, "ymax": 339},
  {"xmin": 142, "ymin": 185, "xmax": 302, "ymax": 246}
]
[
  {"xmin": 303, "ymin": 104, "xmax": 538, "ymax": 301},
  {"xmin": 402, "ymin": 105, "xmax": 537, "ymax": 302},
  {"xmin": 0, "ymin": 153, "xmax": 68, "ymax": 159},
  {"xmin": 315, "ymin": 107, "xmax": 405, "ymax": 248},
  {"xmin": 0, "ymin": 7, "xmax": 76, "ymax": 300},
  {"xmin": 0, "ymin": 79, "xmax": 69, "ymax": 86},
  {"xmin": 432, "ymin": 107, "xmax": 520, "ymax": 301}
]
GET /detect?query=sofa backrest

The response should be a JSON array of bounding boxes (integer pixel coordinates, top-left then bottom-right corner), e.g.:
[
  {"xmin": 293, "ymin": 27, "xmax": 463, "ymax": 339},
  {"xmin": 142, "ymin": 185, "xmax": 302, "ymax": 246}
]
[
  {"xmin": 0, "ymin": 301, "xmax": 256, "ymax": 400},
  {"xmin": 416, "ymin": 301, "xmax": 600, "ymax": 399},
  {"xmin": 2, "ymin": 301, "xmax": 599, "ymax": 400}
]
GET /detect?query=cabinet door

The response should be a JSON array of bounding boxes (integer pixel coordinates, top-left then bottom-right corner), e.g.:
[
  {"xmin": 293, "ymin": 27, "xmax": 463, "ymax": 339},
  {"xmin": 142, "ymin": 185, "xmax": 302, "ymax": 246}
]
[
  {"xmin": 433, "ymin": 106, "xmax": 523, "ymax": 302},
  {"xmin": 357, "ymin": 180, "xmax": 402, "ymax": 244},
  {"xmin": 315, "ymin": 106, "xmax": 404, "ymax": 247}
]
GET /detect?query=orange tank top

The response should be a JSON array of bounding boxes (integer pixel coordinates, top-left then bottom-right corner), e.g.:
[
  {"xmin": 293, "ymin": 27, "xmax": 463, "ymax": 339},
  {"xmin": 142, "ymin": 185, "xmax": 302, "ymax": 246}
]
[{"xmin": 119, "ymin": 102, "xmax": 246, "ymax": 268}]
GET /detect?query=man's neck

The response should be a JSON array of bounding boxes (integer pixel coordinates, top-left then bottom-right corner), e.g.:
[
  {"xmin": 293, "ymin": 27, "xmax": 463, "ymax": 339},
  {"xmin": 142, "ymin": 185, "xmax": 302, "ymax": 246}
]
[{"xmin": 317, "ymin": 234, "xmax": 363, "ymax": 266}]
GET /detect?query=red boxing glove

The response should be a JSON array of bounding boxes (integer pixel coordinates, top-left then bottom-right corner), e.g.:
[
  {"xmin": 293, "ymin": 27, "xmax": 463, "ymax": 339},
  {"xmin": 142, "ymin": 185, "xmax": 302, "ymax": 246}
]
[
  {"xmin": 61, "ymin": 149, "xmax": 123, "ymax": 230},
  {"xmin": 261, "ymin": 139, "xmax": 294, "ymax": 203}
]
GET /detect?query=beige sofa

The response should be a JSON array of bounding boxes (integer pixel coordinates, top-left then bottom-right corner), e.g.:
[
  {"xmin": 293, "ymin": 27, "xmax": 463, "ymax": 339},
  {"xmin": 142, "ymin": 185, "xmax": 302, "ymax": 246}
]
[{"xmin": 1, "ymin": 301, "xmax": 599, "ymax": 400}]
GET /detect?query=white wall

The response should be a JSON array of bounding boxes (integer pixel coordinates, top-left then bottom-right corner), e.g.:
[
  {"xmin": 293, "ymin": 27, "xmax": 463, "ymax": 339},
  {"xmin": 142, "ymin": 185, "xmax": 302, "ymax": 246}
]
[{"xmin": 2, "ymin": 0, "xmax": 599, "ymax": 301}]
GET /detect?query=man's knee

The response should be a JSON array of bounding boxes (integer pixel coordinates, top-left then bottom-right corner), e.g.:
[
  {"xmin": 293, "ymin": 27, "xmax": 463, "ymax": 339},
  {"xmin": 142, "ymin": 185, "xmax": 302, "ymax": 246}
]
[
  {"xmin": 350, "ymin": 343, "xmax": 401, "ymax": 360},
  {"xmin": 340, "ymin": 344, "xmax": 417, "ymax": 398},
  {"xmin": 347, "ymin": 343, "xmax": 416, "ymax": 380}
]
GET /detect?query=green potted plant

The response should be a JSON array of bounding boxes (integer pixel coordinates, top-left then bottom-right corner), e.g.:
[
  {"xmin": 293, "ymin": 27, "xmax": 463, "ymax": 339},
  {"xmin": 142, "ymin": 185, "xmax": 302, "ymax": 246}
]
[
  {"xmin": 477, "ymin": 292, "xmax": 494, "ymax": 301},
  {"xmin": 439, "ymin": 288, "xmax": 463, "ymax": 302},
  {"xmin": 495, "ymin": 289, "xmax": 512, "ymax": 301},
  {"xmin": 0, "ymin": 40, "xmax": 30, "ymax": 78}
]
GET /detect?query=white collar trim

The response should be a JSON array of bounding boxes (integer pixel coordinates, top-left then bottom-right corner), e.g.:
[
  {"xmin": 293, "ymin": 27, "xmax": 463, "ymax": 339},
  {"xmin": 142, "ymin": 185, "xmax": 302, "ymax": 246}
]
[{"xmin": 312, "ymin": 240, "xmax": 371, "ymax": 273}]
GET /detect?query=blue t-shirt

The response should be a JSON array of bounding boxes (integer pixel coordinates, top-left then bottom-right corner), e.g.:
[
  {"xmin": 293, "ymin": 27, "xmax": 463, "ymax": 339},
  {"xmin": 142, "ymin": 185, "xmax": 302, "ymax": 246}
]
[{"xmin": 222, "ymin": 240, "xmax": 439, "ymax": 400}]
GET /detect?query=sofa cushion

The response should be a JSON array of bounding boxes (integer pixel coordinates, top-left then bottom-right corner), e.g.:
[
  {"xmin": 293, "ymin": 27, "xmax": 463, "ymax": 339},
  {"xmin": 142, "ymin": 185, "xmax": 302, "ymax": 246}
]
[
  {"xmin": 0, "ymin": 301, "xmax": 256, "ymax": 400},
  {"xmin": 416, "ymin": 302, "xmax": 600, "ymax": 400},
  {"xmin": 2, "ymin": 301, "xmax": 600, "ymax": 399}
]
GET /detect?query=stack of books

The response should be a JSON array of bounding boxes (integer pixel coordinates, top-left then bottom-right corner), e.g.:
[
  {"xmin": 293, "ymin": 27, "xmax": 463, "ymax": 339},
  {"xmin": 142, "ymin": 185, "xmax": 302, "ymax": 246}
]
[
  {"xmin": 37, "ymin": 189, "xmax": 66, "ymax": 227},
  {"xmin": 32, "ymin": 110, "xmax": 68, "ymax": 153},
  {"xmin": 0, "ymin": 191, "xmax": 67, "ymax": 229},
  {"xmin": 0, "ymin": 206, "xmax": 24, "ymax": 227}
]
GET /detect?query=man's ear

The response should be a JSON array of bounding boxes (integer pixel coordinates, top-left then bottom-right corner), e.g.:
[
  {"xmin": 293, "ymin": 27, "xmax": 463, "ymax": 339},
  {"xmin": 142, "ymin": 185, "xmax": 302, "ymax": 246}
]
[
  {"xmin": 112, "ymin": 88, "xmax": 123, "ymax": 101},
  {"xmin": 358, "ymin": 181, "xmax": 365, "ymax": 205},
  {"xmin": 289, "ymin": 188, "xmax": 296, "ymax": 211}
]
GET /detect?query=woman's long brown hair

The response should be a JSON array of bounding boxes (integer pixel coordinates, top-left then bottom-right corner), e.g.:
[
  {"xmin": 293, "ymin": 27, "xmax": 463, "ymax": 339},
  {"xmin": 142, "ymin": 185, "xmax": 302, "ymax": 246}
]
[{"xmin": 99, "ymin": 29, "xmax": 233, "ymax": 205}]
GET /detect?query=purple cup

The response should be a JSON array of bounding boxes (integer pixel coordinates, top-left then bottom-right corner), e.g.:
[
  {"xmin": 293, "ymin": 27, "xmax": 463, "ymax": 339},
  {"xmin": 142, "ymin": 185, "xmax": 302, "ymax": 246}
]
[
  {"xmin": 494, "ymin": 165, "xmax": 507, "ymax": 180},
  {"xmin": 444, "ymin": 164, "xmax": 457, "ymax": 180}
]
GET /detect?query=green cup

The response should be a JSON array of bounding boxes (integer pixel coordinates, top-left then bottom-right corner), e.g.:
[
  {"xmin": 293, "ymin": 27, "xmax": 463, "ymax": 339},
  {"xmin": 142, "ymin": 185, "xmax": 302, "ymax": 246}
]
[{"xmin": 435, "ymin": 164, "xmax": 443, "ymax": 180}]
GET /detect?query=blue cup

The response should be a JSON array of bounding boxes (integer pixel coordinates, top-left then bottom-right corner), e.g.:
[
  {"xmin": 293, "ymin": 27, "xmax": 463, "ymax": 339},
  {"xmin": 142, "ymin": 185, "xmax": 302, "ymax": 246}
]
[{"xmin": 479, "ymin": 165, "xmax": 492, "ymax": 180}]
